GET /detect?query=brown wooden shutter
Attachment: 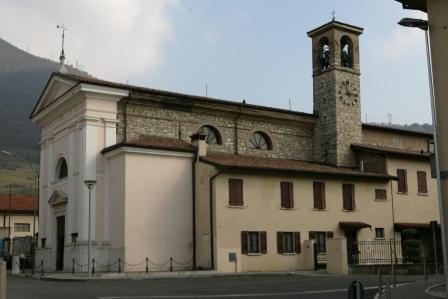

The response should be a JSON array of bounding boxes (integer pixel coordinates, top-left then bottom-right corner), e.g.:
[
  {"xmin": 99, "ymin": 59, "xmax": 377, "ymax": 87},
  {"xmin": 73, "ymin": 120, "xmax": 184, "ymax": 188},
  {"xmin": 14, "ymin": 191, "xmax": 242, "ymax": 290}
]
[
  {"xmin": 375, "ymin": 189, "xmax": 387, "ymax": 200},
  {"xmin": 350, "ymin": 184, "xmax": 356, "ymax": 210},
  {"xmin": 229, "ymin": 179, "xmax": 243, "ymax": 206},
  {"xmin": 280, "ymin": 182, "xmax": 294, "ymax": 208},
  {"xmin": 342, "ymin": 184, "xmax": 351, "ymax": 210},
  {"xmin": 326, "ymin": 231, "xmax": 334, "ymax": 239},
  {"xmin": 277, "ymin": 232, "xmax": 284, "ymax": 254},
  {"xmin": 309, "ymin": 231, "xmax": 316, "ymax": 240},
  {"xmin": 417, "ymin": 171, "xmax": 428, "ymax": 194},
  {"xmin": 295, "ymin": 232, "xmax": 301, "ymax": 254},
  {"xmin": 397, "ymin": 169, "xmax": 407, "ymax": 193},
  {"xmin": 260, "ymin": 231, "xmax": 267, "ymax": 254},
  {"xmin": 313, "ymin": 182, "xmax": 326, "ymax": 209},
  {"xmin": 241, "ymin": 231, "xmax": 248, "ymax": 254},
  {"xmin": 321, "ymin": 183, "xmax": 326, "ymax": 209}
]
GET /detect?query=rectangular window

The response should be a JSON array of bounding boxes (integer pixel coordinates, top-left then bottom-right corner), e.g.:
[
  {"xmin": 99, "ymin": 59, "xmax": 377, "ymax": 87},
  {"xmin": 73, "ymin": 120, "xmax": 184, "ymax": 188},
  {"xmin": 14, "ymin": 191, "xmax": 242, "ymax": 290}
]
[
  {"xmin": 14, "ymin": 223, "xmax": 30, "ymax": 232},
  {"xmin": 417, "ymin": 171, "xmax": 428, "ymax": 194},
  {"xmin": 277, "ymin": 232, "xmax": 301, "ymax": 254},
  {"xmin": 375, "ymin": 228, "xmax": 385, "ymax": 239},
  {"xmin": 375, "ymin": 189, "xmax": 387, "ymax": 200},
  {"xmin": 397, "ymin": 169, "xmax": 408, "ymax": 193},
  {"xmin": 280, "ymin": 181, "xmax": 294, "ymax": 209},
  {"xmin": 241, "ymin": 231, "xmax": 267, "ymax": 254},
  {"xmin": 229, "ymin": 179, "xmax": 243, "ymax": 206},
  {"xmin": 342, "ymin": 183, "xmax": 355, "ymax": 211},
  {"xmin": 313, "ymin": 181, "xmax": 326, "ymax": 209},
  {"xmin": 309, "ymin": 231, "xmax": 327, "ymax": 253}
]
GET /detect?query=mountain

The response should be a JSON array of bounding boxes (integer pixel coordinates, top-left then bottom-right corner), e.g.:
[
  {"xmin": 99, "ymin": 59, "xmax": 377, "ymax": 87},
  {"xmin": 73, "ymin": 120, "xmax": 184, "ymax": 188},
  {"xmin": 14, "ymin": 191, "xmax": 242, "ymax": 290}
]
[{"xmin": 0, "ymin": 38, "xmax": 87, "ymax": 165}]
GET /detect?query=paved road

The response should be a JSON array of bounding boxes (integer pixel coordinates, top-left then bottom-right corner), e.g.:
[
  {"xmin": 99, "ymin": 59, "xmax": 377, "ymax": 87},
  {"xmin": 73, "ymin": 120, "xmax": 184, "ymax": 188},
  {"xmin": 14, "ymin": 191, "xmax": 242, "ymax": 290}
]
[{"xmin": 7, "ymin": 274, "xmax": 421, "ymax": 299}]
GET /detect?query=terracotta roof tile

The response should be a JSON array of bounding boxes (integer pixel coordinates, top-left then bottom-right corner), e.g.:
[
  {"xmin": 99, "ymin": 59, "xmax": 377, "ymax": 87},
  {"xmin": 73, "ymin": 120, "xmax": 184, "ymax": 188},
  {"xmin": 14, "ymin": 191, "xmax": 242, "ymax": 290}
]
[
  {"xmin": 102, "ymin": 135, "xmax": 195, "ymax": 154},
  {"xmin": 200, "ymin": 153, "xmax": 395, "ymax": 180},
  {"xmin": 0, "ymin": 195, "xmax": 38, "ymax": 213},
  {"xmin": 351, "ymin": 143, "xmax": 430, "ymax": 159}
]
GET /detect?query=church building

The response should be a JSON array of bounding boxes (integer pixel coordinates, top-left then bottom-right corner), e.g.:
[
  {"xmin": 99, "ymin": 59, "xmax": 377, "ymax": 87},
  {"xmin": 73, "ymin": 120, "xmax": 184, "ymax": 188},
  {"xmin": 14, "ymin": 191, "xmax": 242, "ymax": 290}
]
[{"xmin": 30, "ymin": 20, "xmax": 439, "ymax": 272}]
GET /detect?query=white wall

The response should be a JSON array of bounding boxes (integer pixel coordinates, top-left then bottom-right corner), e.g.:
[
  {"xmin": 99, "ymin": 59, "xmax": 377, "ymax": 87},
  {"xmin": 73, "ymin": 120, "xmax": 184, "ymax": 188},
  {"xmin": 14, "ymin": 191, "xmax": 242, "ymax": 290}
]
[{"xmin": 123, "ymin": 150, "xmax": 194, "ymax": 271}]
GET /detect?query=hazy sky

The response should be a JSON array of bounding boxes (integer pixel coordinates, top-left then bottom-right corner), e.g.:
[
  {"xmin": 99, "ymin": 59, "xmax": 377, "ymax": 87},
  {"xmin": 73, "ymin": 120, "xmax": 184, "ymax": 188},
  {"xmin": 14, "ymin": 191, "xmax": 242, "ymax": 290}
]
[{"xmin": 0, "ymin": 0, "xmax": 430, "ymax": 124}]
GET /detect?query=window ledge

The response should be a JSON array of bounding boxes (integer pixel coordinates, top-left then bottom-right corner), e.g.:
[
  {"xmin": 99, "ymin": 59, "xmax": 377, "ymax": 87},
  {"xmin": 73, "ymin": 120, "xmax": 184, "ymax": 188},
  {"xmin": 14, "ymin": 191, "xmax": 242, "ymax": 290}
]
[
  {"xmin": 312, "ymin": 208, "xmax": 328, "ymax": 211},
  {"xmin": 341, "ymin": 209, "xmax": 358, "ymax": 212},
  {"xmin": 396, "ymin": 192, "xmax": 408, "ymax": 195},
  {"xmin": 279, "ymin": 207, "xmax": 296, "ymax": 210},
  {"xmin": 417, "ymin": 193, "xmax": 429, "ymax": 196},
  {"xmin": 374, "ymin": 199, "xmax": 388, "ymax": 202},
  {"xmin": 281, "ymin": 252, "xmax": 296, "ymax": 256},
  {"xmin": 227, "ymin": 205, "xmax": 246, "ymax": 209},
  {"xmin": 375, "ymin": 237, "xmax": 386, "ymax": 240},
  {"xmin": 247, "ymin": 253, "xmax": 262, "ymax": 256}
]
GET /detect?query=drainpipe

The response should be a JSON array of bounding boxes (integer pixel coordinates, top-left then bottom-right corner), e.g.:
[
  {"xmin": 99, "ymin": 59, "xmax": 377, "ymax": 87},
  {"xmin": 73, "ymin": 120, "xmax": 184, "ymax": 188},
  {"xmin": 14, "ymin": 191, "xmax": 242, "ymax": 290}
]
[
  {"xmin": 192, "ymin": 153, "xmax": 197, "ymax": 269},
  {"xmin": 209, "ymin": 168, "xmax": 225, "ymax": 269},
  {"xmin": 234, "ymin": 102, "xmax": 244, "ymax": 155},
  {"xmin": 390, "ymin": 180, "xmax": 396, "ymax": 239}
]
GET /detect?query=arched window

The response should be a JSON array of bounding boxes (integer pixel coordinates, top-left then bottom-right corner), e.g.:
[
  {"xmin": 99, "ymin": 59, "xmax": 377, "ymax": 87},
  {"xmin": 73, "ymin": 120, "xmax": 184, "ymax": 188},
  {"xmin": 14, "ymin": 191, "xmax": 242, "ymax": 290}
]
[
  {"xmin": 249, "ymin": 131, "xmax": 272, "ymax": 150},
  {"xmin": 198, "ymin": 125, "xmax": 221, "ymax": 145},
  {"xmin": 319, "ymin": 37, "xmax": 330, "ymax": 70},
  {"xmin": 340, "ymin": 36, "xmax": 353, "ymax": 68},
  {"xmin": 56, "ymin": 158, "xmax": 68, "ymax": 180}
]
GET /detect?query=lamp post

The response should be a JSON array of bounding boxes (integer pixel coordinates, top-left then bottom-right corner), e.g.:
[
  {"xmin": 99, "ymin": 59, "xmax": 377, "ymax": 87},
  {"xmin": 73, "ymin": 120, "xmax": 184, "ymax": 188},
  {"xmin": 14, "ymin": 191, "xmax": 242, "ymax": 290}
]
[
  {"xmin": 0, "ymin": 150, "xmax": 39, "ymax": 262},
  {"xmin": 398, "ymin": 17, "xmax": 448, "ymax": 287},
  {"xmin": 84, "ymin": 180, "xmax": 96, "ymax": 279}
]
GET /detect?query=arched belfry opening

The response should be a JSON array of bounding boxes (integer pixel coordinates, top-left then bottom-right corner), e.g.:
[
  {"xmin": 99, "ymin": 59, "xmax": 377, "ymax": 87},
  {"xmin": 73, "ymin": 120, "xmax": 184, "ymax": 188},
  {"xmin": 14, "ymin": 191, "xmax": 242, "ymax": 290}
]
[
  {"xmin": 319, "ymin": 37, "xmax": 331, "ymax": 70},
  {"xmin": 340, "ymin": 36, "xmax": 354, "ymax": 68}
]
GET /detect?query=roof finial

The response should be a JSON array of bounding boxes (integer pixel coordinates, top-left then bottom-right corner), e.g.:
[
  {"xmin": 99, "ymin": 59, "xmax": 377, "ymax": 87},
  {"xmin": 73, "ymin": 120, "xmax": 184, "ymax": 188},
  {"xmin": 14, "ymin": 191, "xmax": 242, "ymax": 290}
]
[
  {"xmin": 331, "ymin": 9, "xmax": 336, "ymax": 21},
  {"xmin": 57, "ymin": 24, "xmax": 67, "ymax": 73}
]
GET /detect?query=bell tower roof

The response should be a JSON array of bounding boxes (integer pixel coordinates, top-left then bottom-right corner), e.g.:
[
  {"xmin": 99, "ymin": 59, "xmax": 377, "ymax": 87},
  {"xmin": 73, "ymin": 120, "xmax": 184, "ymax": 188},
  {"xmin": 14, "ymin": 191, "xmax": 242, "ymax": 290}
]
[{"xmin": 307, "ymin": 20, "xmax": 364, "ymax": 38}]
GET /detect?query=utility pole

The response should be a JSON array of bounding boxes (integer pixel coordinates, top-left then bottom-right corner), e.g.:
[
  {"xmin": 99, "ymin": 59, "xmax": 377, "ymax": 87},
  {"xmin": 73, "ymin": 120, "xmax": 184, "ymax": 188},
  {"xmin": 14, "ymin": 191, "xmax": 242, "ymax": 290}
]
[{"xmin": 8, "ymin": 185, "xmax": 11, "ymax": 239}]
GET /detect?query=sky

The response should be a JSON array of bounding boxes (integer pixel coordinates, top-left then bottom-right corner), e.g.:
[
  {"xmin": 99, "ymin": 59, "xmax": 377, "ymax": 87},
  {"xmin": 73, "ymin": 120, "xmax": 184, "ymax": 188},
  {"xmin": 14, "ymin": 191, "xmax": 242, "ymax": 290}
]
[{"xmin": 0, "ymin": 0, "xmax": 431, "ymax": 124}]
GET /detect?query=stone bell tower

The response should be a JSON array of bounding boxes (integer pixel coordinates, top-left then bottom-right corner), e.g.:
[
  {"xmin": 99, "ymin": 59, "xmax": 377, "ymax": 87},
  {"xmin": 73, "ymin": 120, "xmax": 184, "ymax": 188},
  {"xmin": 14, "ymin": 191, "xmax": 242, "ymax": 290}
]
[{"xmin": 307, "ymin": 21, "xmax": 363, "ymax": 167}]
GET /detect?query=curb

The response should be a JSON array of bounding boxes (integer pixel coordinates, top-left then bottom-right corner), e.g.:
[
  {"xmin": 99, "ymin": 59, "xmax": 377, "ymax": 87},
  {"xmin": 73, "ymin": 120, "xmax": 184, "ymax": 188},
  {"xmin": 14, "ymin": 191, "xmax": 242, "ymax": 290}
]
[
  {"xmin": 425, "ymin": 283, "xmax": 446, "ymax": 298},
  {"xmin": 19, "ymin": 270, "xmax": 337, "ymax": 282}
]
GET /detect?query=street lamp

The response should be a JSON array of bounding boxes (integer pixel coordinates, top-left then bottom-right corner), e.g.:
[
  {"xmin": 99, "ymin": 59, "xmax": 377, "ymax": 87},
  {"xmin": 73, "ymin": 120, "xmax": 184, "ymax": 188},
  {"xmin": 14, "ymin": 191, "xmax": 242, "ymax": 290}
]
[
  {"xmin": 84, "ymin": 180, "xmax": 96, "ymax": 279},
  {"xmin": 398, "ymin": 17, "xmax": 448, "ymax": 289},
  {"xmin": 0, "ymin": 150, "xmax": 39, "ymax": 266}
]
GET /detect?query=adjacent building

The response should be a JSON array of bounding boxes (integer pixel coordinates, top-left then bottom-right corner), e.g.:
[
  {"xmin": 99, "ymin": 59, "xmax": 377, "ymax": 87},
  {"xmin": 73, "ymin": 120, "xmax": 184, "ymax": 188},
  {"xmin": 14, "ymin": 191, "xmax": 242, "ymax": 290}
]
[{"xmin": 30, "ymin": 20, "xmax": 439, "ymax": 272}]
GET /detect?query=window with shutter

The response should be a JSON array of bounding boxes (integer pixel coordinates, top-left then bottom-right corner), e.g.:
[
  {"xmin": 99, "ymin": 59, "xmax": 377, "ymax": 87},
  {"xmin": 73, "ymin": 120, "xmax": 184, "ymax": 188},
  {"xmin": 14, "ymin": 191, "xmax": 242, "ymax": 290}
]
[
  {"xmin": 260, "ymin": 231, "xmax": 267, "ymax": 254},
  {"xmin": 417, "ymin": 171, "xmax": 428, "ymax": 194},
  {"xmin": 342, "ymin": 183, "xmax": 355, "ymax": 211},
  {"xmin": 313, "ymin": 181, "xmax": 326, "ymax": 209},
  {"xmin": 294, "ymin": 232, "xmax": 301, "ymax": 254},
  {"xmin": 280, "ymin": 182, "xmax": 294, "ymax": 209},
  {"xmin": 375, "ymin": 189, "xmax": 387, "ymax": 200},
  {"xmin": 229, "ymin": 179, "xmax": 243, "ymax": 206},
  {"xmin": 397, "ymin": 169, "xmax": 408, "ymax": 193},
  {"xmin": 241, "ymin": 231, "xmax": 248, "ymax": 254},
  {"xmin": 277, "ymin": 232, "xmax": 284, "ymax": 254}
]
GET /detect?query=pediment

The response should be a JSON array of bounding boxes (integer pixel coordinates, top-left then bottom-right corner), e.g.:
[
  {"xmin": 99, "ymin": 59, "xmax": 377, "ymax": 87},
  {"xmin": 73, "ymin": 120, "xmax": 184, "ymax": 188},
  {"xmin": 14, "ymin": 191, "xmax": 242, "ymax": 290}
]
[
  {"xmin": 48, "ymin": 190, "xmax": 68, "ymax": 206},
  {"xmin": 30, "ymin": 74, "xmax": 77, "ymax": 119}
]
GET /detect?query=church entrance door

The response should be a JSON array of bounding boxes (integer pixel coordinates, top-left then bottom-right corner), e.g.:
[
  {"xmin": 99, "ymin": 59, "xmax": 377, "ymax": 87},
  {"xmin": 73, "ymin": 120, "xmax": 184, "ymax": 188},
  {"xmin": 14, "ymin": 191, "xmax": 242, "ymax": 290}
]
[{"xmin": 56, "ymin": 216, "xmax": 65, "ymax": 271}]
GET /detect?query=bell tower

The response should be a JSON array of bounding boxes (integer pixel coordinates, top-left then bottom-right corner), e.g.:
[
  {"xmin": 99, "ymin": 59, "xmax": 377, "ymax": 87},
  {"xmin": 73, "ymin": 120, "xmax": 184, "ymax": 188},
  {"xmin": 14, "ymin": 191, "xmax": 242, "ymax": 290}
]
[{"xmin": 307, "ymin": 21, "xmax": 363, "ymax": 167}]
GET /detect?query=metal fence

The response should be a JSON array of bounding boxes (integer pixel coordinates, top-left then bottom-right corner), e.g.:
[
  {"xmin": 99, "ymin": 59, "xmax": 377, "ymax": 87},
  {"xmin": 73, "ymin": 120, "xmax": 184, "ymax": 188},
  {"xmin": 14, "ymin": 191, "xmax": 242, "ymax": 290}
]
[{"xmin": 349, "ymin": 239, "xmax": 439, "ymax": 265}]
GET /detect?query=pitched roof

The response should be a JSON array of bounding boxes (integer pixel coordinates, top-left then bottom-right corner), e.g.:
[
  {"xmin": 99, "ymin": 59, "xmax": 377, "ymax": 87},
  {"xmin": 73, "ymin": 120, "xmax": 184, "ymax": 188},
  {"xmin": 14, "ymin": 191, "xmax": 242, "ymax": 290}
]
[
  {"xmin": 200, "ymin": 153, "xmax": 396, "ymax": 180},
  {"xmin": 47, "ymin": 72, "xmax": 316, "ymax": 119},
  {"xmin": 0, "ymin": 195, "xmax": 38, "ymax": 214},
  {"xmin": 362, "ymin": 123, "xmax": 433, "ymax": 138},
  {"xmin": 351, "ymin": 143, "xmax": 430, "ymax": 159},
  {"xmin": 102, "ymin": 135, "xmax": 196, "ymax": 154}
]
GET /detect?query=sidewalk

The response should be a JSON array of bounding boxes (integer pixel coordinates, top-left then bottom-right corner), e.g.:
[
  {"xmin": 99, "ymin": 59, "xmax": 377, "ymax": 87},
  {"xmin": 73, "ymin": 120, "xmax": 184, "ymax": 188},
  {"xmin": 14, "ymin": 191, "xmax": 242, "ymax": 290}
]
[
  {"xmin": 22, "ymin": 269, "xmax": 331, "ymax": 281},
  {"xmin": 376, "ymin": 278, "xmax": 446, "ymax": 298}
]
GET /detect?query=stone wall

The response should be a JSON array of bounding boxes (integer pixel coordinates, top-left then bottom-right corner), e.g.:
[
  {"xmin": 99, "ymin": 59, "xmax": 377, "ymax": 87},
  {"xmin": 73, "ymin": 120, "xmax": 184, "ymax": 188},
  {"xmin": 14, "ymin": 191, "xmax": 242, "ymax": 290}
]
[{"xmin": 117, "ymin": 99, "xmax": 314, "ymax": 161}]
